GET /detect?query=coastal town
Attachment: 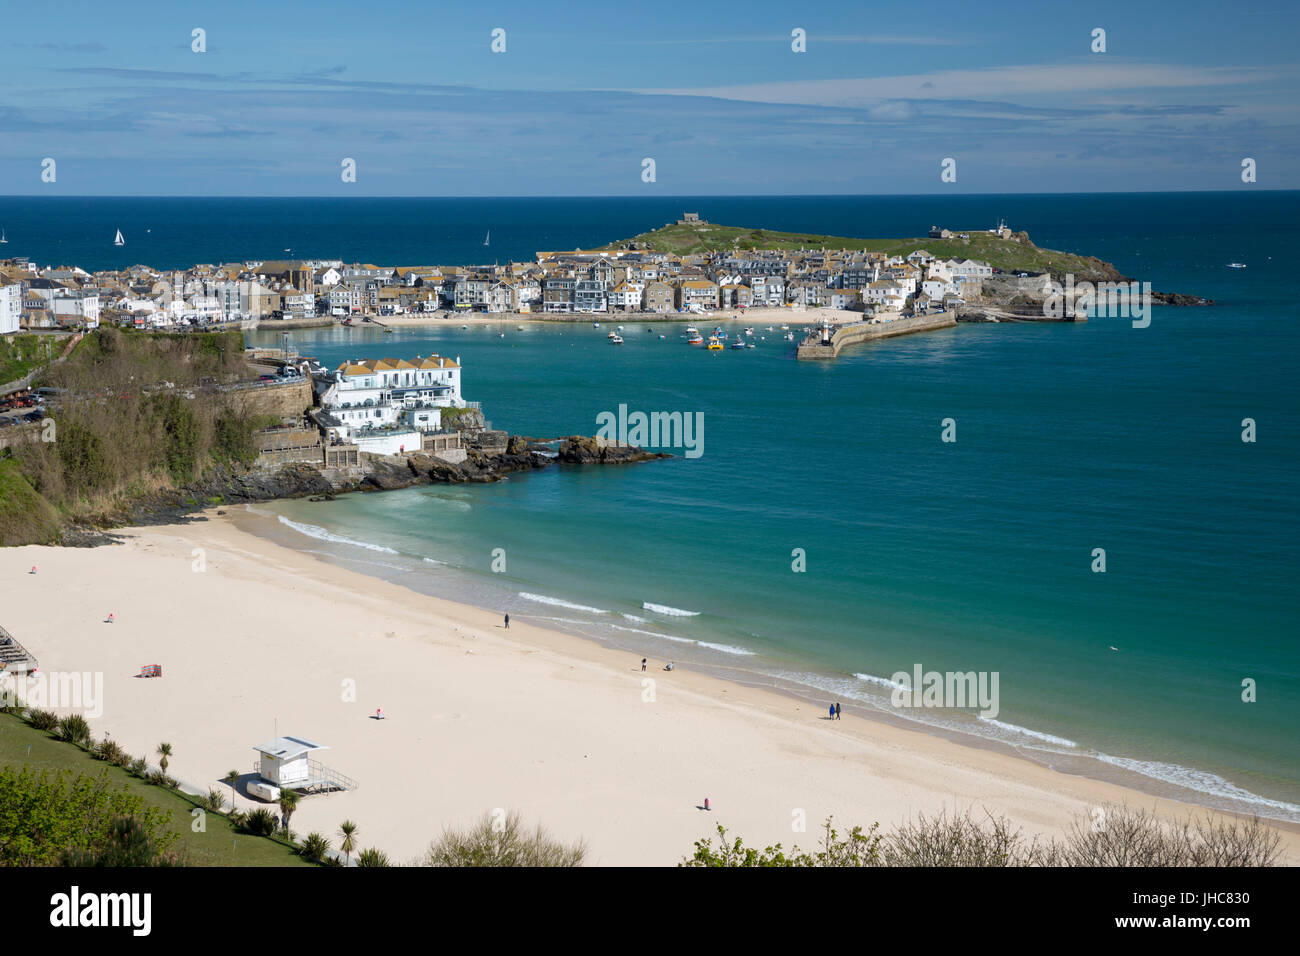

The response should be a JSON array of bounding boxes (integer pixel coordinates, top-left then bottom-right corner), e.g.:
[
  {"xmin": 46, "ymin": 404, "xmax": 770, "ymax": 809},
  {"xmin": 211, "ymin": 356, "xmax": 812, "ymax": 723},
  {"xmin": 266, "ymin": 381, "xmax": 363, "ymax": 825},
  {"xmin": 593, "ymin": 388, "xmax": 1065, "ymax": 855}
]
[{"xmin": 0, "ymin": 216, "xmax": 1042, "ymax": 334}]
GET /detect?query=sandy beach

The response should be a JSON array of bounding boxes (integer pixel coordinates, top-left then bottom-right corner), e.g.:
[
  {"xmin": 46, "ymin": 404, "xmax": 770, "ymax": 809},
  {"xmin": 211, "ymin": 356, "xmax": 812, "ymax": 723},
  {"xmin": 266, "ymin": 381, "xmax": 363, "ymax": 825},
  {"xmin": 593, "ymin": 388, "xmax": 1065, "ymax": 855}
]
[{"xmin": 4, "ymin": 512, "xmax": 1297, "ymax": 866}]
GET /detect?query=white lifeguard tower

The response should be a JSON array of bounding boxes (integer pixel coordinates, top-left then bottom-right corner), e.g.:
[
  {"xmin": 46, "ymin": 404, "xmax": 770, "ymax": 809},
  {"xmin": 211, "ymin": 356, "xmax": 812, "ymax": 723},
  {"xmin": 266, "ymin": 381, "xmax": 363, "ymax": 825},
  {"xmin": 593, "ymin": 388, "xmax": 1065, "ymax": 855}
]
[{"xmin": 251, "ymin": 735, "xmax": 357, "ymax": 794}]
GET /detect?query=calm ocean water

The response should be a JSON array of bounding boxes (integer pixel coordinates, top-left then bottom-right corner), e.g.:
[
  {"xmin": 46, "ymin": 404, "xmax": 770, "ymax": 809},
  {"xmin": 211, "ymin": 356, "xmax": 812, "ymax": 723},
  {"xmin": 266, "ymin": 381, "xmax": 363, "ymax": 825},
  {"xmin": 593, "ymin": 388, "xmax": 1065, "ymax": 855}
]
[{"xmin": 9, "ymin": 193, "xmax": 1296, "ymax": 819}]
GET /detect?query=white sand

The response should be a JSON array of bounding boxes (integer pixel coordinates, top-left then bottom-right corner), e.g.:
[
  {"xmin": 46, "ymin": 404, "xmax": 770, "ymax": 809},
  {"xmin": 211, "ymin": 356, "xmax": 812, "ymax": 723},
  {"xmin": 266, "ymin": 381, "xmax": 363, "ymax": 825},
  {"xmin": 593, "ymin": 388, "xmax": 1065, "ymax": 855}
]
[{"xmin": 4, "ymin": 514, "xmax": 1297, "ymax": 866}]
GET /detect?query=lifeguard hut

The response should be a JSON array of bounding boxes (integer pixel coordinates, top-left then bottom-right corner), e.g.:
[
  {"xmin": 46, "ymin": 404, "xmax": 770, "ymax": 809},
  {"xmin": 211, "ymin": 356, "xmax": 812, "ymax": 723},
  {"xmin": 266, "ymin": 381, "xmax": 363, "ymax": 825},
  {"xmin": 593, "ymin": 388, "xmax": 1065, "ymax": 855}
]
[{"xmin": 251, "ymin": 735, "xmax": 357, "ymax": 794}]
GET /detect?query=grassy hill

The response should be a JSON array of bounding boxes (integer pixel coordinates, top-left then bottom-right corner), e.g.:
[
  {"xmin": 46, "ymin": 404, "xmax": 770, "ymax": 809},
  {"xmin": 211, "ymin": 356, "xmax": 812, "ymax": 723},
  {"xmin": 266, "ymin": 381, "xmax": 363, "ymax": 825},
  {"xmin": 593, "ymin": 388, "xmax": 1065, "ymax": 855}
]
[
  {"xmin": 588, "ymin": 221, "xmax": 1121, "ymax": 280},
  {"xmin": 0, "ymin": 713, "xmax": 313, "ymax": 866},
  {"xmin": 1, "ymin": 328, "xmax": 279, "ymax": 546}
]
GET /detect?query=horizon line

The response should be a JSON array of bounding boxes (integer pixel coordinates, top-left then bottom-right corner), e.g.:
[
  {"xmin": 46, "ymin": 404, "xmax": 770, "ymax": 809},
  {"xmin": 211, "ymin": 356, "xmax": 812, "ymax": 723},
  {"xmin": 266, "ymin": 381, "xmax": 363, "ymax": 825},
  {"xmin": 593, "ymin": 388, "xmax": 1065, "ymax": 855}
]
[{"xmin": 0, "ymin": 189, "xmax": 1294, "ymax": 201}]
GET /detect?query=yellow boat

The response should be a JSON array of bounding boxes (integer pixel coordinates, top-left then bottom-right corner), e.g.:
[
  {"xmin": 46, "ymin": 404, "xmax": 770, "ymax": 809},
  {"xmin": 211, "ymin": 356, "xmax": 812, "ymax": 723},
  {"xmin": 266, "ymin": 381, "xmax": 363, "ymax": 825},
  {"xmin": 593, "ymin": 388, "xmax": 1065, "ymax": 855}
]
[{"xmin": 706, "ymin": 337, "xmax": 723, "ymax": 350}]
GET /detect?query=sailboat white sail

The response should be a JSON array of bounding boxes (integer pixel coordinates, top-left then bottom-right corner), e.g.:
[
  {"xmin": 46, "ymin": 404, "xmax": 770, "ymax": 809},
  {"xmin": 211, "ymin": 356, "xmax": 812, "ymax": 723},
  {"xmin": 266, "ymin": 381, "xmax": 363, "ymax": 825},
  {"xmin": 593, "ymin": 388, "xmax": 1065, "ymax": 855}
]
[
  {"xmin": 0, "ymin": 229, "xmax": 7, "ymax": 244},
  {"xmin": 114, "ymin": 229, "xmax": 125, "ymax": 246},
  {"xmin": 484, "ymin": 230, "xmax": 490, "ymax": 247}
]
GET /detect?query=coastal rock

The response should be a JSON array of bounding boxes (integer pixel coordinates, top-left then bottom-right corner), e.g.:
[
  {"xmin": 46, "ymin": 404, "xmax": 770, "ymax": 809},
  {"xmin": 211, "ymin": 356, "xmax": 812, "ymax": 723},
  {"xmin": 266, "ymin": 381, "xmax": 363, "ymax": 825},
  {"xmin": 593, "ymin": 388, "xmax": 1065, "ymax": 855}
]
[
  {"xmin": 558, "ymin": 436, "xmax": 667, "ymax": 464},
  {"xmin": 361, "ymin": 456, "xmax": 419, "ymax": 492},
  {"xmin": 1151, "ymin": 291, "xmax": 1215, "ymax": 307}
]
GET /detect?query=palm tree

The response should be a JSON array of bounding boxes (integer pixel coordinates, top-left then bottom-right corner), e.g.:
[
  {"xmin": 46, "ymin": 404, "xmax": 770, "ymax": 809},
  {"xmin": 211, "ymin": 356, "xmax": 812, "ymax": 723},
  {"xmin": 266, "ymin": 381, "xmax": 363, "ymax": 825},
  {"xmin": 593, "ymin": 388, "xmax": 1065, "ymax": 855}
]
[
  {"xmin": 278, "ymin": 788, "xmax": 300, "ymax": 834},
  {"xmin": 338, "ymin": 820, "xmax": 358, "ymax": 866},
  {"xmin": 156, "ymin": 742, "xmax": 173, "ymax": 775},
  {"xmin": 224, "ymin": 770, "xmax": 240, "ymax": 812}
]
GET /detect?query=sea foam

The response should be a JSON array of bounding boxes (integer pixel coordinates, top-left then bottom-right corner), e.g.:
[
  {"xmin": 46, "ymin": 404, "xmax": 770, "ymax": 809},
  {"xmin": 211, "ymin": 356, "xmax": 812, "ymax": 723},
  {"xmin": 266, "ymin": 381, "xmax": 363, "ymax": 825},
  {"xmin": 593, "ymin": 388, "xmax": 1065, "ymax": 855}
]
[
  {"xmin": 276, "ymin": 515, "xmax": 399, "ymax": 554},
  {"xmin": 643, "ymin": 602, "xmax": 700, "ymax": 617},
  {"xmin": 519, "ymin": 592, "xmax": 607, "ymax": 614}
]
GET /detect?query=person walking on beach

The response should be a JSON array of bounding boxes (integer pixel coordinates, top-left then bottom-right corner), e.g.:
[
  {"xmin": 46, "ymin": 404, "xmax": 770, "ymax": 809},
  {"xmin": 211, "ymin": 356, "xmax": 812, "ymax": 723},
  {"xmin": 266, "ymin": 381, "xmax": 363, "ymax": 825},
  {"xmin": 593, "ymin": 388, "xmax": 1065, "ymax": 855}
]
[
  {"xmin": 504, "ymin": 613, "xmax": 509, "ymax": 629},
  {"xmin": 641, "ymin": 658, "xmax": 647, "ymax": 672},
  {"xmin": 835, "ymin": 702, "xmax": 841, "ymax": 720},
  {"xmin": 828, "ymin": 704, "xmax": 834, "ymax": 719}
]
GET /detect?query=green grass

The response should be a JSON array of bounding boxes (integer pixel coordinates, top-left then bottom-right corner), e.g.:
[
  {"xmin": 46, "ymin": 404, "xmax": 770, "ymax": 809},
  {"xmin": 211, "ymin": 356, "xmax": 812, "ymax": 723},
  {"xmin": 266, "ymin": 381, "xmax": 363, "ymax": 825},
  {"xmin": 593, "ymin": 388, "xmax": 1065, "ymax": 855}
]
[
  {"xmin": 0, "ymin": 457, "xmax": 61, "ymax": 546},
  {"xmin": 586, "ymin": 222, "xmax": 1116, "ymax": 279},
  {"xmin": 0, "ymin": 712, "xmax": 315, "ymax": 866},
  {"xmin": 0, "ymin": 334, "xmax": 59, "ymax": 385}
]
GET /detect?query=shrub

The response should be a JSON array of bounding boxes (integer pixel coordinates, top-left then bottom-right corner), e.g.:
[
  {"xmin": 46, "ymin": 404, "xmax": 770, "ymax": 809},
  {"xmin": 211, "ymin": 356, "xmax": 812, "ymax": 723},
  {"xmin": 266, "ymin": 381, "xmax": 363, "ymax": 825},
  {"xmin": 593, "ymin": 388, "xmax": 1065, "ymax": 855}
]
[
  {"xmin": 93, "ymin": 739, "xmax": 126, "ymax": 764},
  {"xmin": 0, "ymin": 766, "xmax": 176, "ymax": 866},
  {"xmin": 681, "ymin": 805, "xmax": 1283, "ymax": 868},
  {"xmin": 128, "ymin": 756, "xmax": 148, "ymax": 777},
  {"xmin": 423, "ymin": 811, "xmax": 586, "ymax": 867},
  {"xmin": 1041, "ymin": 804, "xmax": 1282, "ymax": 868},
  {"xmin": 27, "ymin": 708, "xmax": 58, "ymax": 731},
  {"xmin": 242, "ymin": 808, "xmax": 279, "ymax": 837},
  {"xmin": 56, "ymin": 714, "xmax": 91, "ymax": 745},
  {"xmin": 356, "ymin": 847, "xmax": 392, "ymax": 867},
  {"xmin": 300, "ymin": 832, "xmax": 331, "ymax": 863},
  {"xmin": 204, "ymin": 788, "xmax": 227, "ymax": 813}
]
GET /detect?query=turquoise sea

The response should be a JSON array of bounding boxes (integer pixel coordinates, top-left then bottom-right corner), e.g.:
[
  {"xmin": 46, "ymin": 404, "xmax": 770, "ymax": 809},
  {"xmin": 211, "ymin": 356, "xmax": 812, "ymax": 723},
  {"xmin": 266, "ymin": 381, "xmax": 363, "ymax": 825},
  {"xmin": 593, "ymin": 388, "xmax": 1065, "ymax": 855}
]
[{"xmin": 10, "ymin": 192, "xmax": 1295, "ymax": 820}]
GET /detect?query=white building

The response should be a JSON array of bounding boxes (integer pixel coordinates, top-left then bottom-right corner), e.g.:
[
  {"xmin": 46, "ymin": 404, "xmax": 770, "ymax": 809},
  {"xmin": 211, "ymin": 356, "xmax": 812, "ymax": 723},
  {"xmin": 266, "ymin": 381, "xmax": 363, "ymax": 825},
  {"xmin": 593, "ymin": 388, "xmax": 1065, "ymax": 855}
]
[
  {"xmin": 51, "ymin": 291, "xmax": 99, "ymax": 329},
  {"xmin": 0, "ymin": 284, "xmax": 20, "ymax": 334},
  {"xmin": 253, "ymin": 735, "xmax": 329, "ymax": 787},
  {"xmin": 315, "ymin": 355, "xmax": 466, "ymax": 454}
]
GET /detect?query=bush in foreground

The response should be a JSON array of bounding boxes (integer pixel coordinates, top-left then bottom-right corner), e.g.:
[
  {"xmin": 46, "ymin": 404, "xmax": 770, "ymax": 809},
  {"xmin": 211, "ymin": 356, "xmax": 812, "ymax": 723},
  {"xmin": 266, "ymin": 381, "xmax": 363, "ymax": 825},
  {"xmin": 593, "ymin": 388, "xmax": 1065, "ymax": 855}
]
[
  {"xmin": 681, "ymin": 805, "xmax": 1283, "ymax": 868},
  {"xmin": 422, "ymin": 811, "xmax": 586, "ymax": 867}
]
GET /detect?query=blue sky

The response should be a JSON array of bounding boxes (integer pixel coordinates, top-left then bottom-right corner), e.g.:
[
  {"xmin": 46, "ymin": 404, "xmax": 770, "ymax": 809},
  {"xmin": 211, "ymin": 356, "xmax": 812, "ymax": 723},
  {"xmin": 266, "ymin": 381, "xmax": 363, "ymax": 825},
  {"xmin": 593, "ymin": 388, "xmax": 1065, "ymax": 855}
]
[{"xmin": 1, "ymin": 0, "xmax": 1297, "ymax": 195}]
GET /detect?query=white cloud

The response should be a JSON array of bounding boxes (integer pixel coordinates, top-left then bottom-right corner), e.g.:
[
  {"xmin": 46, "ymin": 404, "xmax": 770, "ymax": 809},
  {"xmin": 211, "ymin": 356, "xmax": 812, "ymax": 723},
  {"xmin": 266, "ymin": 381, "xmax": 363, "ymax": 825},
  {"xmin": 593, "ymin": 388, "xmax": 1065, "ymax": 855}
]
[{"xmin": 634, "ymin": 62, "xmax": 1290, "ymax": 108}]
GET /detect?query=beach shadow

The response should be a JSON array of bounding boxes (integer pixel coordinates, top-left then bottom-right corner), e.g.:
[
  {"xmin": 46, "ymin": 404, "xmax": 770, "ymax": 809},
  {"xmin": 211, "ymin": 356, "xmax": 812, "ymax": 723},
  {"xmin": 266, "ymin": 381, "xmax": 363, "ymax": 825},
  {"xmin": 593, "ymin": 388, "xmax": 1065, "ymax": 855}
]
[
  {"xmin": 220, "ymin": 773, "xmax": 252, "ymax": 800},
  {"xmin": 695, "ymin": 805, "xmax": 711, "ymax": 811}
]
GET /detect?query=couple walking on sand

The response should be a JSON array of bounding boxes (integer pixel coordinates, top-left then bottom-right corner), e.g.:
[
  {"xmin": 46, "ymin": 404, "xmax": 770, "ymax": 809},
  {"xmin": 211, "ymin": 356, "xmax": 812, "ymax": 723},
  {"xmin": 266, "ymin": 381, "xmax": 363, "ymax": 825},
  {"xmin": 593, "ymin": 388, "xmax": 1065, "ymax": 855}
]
[{"xmin": 829, "ymin": 701, "xmax": 841, "ymax": 720}]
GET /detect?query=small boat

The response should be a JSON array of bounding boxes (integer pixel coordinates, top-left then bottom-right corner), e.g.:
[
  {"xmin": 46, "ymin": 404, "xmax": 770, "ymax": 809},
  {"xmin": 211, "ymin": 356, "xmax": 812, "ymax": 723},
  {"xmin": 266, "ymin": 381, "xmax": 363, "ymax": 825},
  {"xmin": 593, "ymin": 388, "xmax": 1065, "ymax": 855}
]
[
  {"xmin": 114, "ymin": 228, "xmax": 125, "ymax": 247},
  {"xmin": 516, "ymin": 325, "xmax": 524, "ymax": 331},
  {"xmin": 498, "ymin": 332, "xmax": 505, "ymax": 338},
  {"xmin": 707, "ymin": 339, "xmax": 723, "ymax": 351},
  {"xmin": 484, "ymin": 230, "xmax": 490, "ymax": 247},
  {"xmin": 607, "ymin": 330, "xmax": 618, "ymax": 339},
  {"xmin": 747, "ymin": 342, "xmax": 755, "ymax": 349},
  {"xmin": 1227, "ymin": 262, "xmax": 1247, "ymax": 269},
  {"xmin": 593, "ymin": 321, "xmax": 600, "ymax": 328},
  {"xmin": 461, "ymin": 324, "xmax": 469, "ymax": 329},
  {"xmin": 685, "ymin": 325, "xmax": 699, "ymax": 335},
  {"xmin": 658, "ymin": 334, "xmax": 665, "ymax": 340},
  {"xmin": 384, "ymin": 328, "xmax": 394, "ymax": 334},
  {"xmin": 744, "ymin": 327, "xmax": 754, "ymax": 336},
  {"xmin": 686, "ymin": 334, "xmax": 704, "ymax": 345},
  {"xmin": 610, "ymin": 334, "xmax": 624, "ymax": 344},
  {"xmin": 617, "ymin": 325, "xmax": 624, "ymax": 331},
  {"xmin": 729, "ymin": 339, "xmax": 747, "ymax": 349},
  {"xmin": 784, "ymin": 331, "xmax": 795, "ymax": 341},
  {"xmin": 0, "ymin": 229, "xmax": 7, "ymax": 244}
]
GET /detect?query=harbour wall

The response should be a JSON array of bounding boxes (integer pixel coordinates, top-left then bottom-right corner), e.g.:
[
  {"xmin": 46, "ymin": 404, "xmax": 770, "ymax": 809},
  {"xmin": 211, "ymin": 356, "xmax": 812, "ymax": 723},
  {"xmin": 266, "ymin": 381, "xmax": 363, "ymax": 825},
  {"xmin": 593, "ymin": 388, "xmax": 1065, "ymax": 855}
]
[{"xmin": 796, "ymin": 311, "xmax": 956, "ymax": 360}]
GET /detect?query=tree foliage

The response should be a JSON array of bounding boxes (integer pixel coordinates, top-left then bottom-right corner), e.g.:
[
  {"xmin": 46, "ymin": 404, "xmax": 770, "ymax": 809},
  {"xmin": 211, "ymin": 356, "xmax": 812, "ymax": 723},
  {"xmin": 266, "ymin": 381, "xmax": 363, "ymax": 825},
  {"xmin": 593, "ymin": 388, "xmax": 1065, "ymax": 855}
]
[{"xmin": 0, "ymin": 766, "xmax": 176, "ymax": 866}]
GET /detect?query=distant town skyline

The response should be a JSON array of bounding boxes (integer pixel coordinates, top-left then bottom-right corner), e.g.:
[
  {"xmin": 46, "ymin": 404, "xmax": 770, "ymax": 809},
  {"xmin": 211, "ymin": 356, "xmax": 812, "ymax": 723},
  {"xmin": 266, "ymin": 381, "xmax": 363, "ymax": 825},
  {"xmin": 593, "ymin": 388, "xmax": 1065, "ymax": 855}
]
[{"xmin": 2, "ymin": 0, "xmax": 1297, "ymax": 196}]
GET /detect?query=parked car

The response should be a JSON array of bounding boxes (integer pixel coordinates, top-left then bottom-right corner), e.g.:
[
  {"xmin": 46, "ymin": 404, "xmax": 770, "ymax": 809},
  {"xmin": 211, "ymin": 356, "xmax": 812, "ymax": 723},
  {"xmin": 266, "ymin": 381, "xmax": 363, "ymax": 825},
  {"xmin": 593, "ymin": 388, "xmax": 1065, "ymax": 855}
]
[{"xmin": 258, "ymin": 374, "xmax": 275, "ymax": 381}]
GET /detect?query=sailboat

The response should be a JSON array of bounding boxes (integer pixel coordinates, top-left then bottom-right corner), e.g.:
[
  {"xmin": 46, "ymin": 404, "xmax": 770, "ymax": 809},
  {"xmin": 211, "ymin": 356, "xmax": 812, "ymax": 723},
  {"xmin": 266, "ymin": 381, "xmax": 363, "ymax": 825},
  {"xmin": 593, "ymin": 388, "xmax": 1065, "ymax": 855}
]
[
  {"xmin": 483, "ymin": 230, "xmax": 490, "ymax": 247},
  {"xmin": 114, "ymin": 229, "xmax": 125, "ymax": 247},
  {"xmin": 0, "ymin": 229, "xmax": 7, "ymax": 244}
]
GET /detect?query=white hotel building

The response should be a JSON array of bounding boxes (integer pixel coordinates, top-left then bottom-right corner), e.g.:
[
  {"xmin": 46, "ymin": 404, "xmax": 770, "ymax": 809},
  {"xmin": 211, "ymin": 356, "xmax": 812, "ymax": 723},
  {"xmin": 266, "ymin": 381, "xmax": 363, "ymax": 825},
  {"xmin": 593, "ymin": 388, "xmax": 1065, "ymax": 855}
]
[
  {"xmin": 313, "ymin": 355, "xmax": 466, "ymax": 455},
  {"xmin": 0, "ymin": 284, "xmax": 21, "ymax": 335}
]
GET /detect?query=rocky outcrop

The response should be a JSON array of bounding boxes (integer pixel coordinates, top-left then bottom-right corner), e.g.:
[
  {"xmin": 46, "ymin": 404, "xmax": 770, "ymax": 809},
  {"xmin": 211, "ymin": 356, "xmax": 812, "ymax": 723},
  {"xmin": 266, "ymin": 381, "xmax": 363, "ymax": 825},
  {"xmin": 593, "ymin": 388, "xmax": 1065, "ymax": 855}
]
[
  {"xmin": 1151, "ymin": 291, "xmax": 1216, "ymax": 307},
  {"xmin": 558, "ymin": 436, "xmax": 669, "ymax": 464},
  {"xmin": 58, "ymin": 431, "xmax": 666, "ymax": 539}
]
